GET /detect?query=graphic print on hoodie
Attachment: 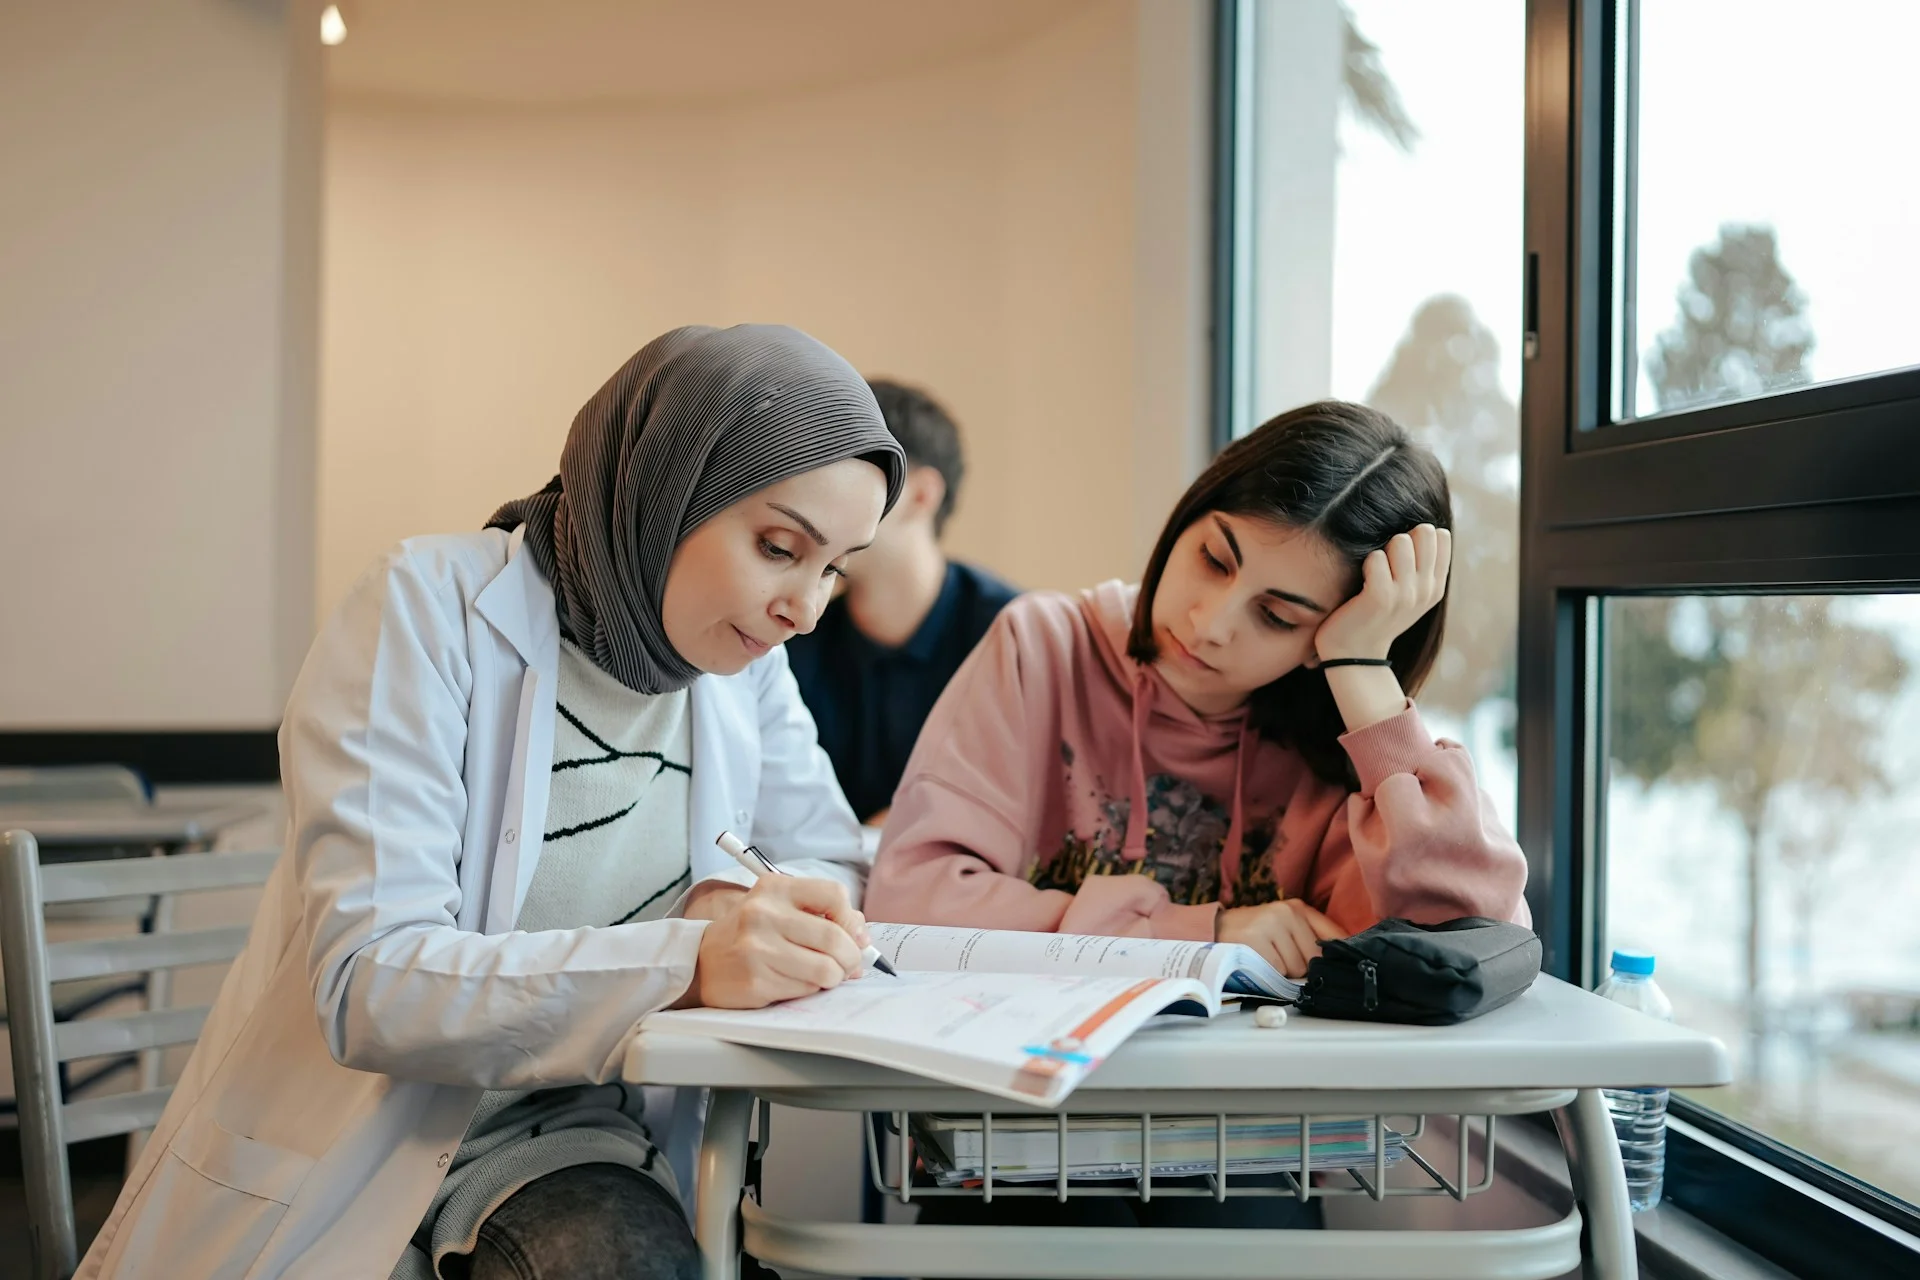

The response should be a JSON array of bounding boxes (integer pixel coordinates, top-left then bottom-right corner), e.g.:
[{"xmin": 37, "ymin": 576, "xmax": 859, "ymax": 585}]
[
  {"xmin": 865, "ymin": 580, "xmax": 1530, "ymax": 941},
  {"xmin": 1030, "ymin": 740, "xmax": 1282, "ymax": 908}
]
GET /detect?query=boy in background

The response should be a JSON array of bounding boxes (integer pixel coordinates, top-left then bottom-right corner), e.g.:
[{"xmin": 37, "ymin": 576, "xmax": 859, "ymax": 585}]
[{"xmin": 786, "ymin": 380, "xmax": 1017, "ymax": 826}]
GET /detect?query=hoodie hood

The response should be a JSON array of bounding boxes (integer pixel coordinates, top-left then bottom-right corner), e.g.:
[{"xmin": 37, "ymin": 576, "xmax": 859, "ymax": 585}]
[{"xmin": 1077, "ymin": 580, "xmax": 1258, "ymax": 894}]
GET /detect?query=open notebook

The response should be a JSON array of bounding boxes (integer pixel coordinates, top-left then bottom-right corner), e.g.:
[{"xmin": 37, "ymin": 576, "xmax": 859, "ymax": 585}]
[{"xmin": 641, "ymin": 924, "xmax": 1301, "ymax": 1106}]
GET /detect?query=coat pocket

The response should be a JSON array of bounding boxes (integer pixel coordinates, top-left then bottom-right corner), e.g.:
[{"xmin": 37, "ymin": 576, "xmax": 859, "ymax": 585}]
[
  {"xmin": 173, "ymin": 1115, "xmax": 315, "ymax": 1205},
  {"xmin": 117, "ymin": 1117, "xmax": 317, "ymax": 1278}
]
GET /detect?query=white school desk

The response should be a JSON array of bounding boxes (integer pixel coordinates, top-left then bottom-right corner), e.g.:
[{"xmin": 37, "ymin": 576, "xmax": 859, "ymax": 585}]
[
  {"xmin": 624, "ymin": 975, "xmax": 1730, "ymax": 1280},
  {"xmin": 0, "ymin": 797, "xmax": 260, "ymax": 852}
]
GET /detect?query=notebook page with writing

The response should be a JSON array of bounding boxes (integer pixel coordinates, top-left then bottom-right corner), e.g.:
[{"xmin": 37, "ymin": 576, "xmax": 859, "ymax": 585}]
[
  {"xmin": 642, "ymin": 970, "xmax": 1211, "ymax": 1106},
  {"xmin": 867, "ymin": 923, "xmax": 1302, "ymax": 1002}
]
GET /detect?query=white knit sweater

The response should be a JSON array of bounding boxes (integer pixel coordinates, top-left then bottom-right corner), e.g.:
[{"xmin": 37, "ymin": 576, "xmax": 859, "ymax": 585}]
[{"xmin": 519, "ymin": 639, "xmax": 692, "ymax": 931}]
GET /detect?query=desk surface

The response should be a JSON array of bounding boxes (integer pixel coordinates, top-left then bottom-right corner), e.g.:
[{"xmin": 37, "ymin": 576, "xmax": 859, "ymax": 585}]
[
  {"xmin": 625, "ymin": 975, "xmax": 1730, "ymax": 1096},
  {"xmin": 0, "ymin": 797, "xmax": 263, "ymax": 846}
]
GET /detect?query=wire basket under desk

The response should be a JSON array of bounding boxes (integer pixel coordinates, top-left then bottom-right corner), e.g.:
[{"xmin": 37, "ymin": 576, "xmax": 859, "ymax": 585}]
[{"xmin": 863, "ymin": 1109, "xmax": 1500, "ymax": 1206}]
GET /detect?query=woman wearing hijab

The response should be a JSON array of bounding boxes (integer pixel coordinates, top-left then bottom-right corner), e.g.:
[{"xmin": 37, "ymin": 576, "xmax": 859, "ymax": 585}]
[{"xmin": 77, "ymin": 326, "xmax": 907, "ymax": 1280}]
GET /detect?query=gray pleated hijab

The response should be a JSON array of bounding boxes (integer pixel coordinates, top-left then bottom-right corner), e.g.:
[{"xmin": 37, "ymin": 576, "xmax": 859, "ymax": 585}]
[{"xmin": 487, "ymin": 324, "xmax": 906, "ymax": 694}]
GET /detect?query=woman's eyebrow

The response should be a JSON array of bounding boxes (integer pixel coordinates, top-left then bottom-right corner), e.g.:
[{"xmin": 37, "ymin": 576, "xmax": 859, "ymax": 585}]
[
  {"xmin": 768, "ymin": 502, "xmax": 828, "ymax": 545},
  {"xmin": 1265, "ymin": 587, "xmax": 1328, "ymax": 614},
  {"xmin": 767, "ymin": 502, "xmax": 871, "ymax": 555},
  {"xmin": 1210, "ymin": 514, "xmax": 1244, "ymax": 565},
  {"xmin": 1211, "ymin": 515, "xmax": 1326, "ymax": 612}
]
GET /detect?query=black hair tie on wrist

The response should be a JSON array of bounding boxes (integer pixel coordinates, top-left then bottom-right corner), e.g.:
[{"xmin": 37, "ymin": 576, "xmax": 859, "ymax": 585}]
[{"xmin": 1318, "ymin": 657, "xmax": 1395, "ymax": 669}]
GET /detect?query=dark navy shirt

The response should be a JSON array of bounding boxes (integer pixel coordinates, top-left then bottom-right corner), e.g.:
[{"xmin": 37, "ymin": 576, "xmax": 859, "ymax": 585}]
[{"xmin": 786, "ymin": 560, "xmax": 1019, "ymax": 822}]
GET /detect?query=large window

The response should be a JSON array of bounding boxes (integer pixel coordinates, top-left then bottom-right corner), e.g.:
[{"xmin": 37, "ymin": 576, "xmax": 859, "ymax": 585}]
[
  {"xmin": 1223, "ymin": 0, "xmax": 1920, "ymax": 1271},
  {"xmin": 1609, "ymin": 1, "xmax": 1920, "ymax": 421},
  {"xmin": 1234, "ymin": 0, "xmax": 1525, "ymax": 825},
  {"xmin": 1504, "ymin": 0, "xmax": 1920, "ymax": 1270},
  {"xmin": 1604, "ymin": 593, "xmax": 1920, "ymax": 1207}
]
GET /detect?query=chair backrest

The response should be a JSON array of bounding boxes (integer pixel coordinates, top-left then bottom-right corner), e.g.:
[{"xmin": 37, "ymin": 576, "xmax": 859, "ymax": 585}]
[
  {"xmin": 0, "ymin": 766, "xmax": 151, "ymax": 806},
  {"xmin": 0, "ymin": 829, "xmax": 277, "ymax": 1280}
]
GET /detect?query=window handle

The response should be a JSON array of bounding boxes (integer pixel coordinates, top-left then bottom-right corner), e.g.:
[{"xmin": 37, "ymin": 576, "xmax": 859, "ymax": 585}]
[{"xmin": 1523, "ymin": 251, "xmax": 1540, "ymax": 360}]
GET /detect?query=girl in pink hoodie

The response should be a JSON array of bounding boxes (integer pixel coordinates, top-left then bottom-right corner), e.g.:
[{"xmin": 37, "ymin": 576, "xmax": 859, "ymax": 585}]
[{"xmin": 866, "ymin": 400, "xmax": 1529, "ymax": 979}]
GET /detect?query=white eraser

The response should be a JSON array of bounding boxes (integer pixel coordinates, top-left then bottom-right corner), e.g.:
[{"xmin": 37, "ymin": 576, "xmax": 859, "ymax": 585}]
[{"xmin": 1254, "ymin": 1005, "xmax": 1289, "ymax": 1029}]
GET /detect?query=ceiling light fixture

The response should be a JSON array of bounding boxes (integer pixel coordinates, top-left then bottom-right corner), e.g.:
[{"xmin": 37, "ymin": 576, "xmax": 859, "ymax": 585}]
[{"xmin": 320, "ymin": 5, "xmax": 347, "ymax": 46}]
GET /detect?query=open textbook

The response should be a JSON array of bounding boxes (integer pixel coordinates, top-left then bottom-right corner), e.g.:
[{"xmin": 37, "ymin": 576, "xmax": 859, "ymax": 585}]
[
  {"xmin": 869, "ymin": 923, "xmax": 1301, "ymax": 1003},
  {"xmin": 641, "ymin": 925, "xmax": 1302, "ymax": 1106}
]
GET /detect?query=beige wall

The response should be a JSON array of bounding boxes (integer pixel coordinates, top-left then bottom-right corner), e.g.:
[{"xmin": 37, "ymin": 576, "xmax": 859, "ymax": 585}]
[
  {"xmin": 0, "ymin": 1, "xmax": 1205, "ymax": 726},
  {"xmin": 0, "ymin": 0, "xmax": 321, "ymax": 728},
  {"xmin": 319, "ymin": 1, "xmax": 1211, "ymax": 618}
]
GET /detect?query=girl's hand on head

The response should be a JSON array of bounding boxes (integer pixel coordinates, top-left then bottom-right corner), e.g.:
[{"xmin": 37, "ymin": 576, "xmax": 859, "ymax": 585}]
[
  {"xmin": 1312, "ymin": 524, "xmax": 1452, "ymax": 662},
  {"xmin": 1215, "ymin": 899, "xmax": 1346, "ymax": 978},
  {"xmin": 675, "ymin": 876, "xmax": 870, "ymax": 1009}
]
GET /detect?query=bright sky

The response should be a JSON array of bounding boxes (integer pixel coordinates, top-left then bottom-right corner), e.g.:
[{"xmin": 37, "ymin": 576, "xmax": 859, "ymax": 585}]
[{"xmin": 1295, "ymin": 0, "xmax": 1920, "ymax": 420}]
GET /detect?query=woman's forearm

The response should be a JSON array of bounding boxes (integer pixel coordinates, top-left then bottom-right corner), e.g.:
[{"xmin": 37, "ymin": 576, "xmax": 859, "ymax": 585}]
[{"xmin": 1322, "ymin": 663, "xmax": 1408, "ymax": 733}]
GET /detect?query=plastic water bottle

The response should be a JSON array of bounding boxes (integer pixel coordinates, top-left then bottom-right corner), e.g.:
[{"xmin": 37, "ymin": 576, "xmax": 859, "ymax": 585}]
[{"xmin": 1597, "ymin": 950, "xmax": 1674, "ymax": 1211}]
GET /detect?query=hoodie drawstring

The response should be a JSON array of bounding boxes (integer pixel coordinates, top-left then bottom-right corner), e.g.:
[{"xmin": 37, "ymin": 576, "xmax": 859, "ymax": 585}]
[
  {"xmin": 1219, "ymin": 715, "xmax": 1253, "ymax": 903},
  {"xmin": 1121, "ymin": 671, "xmax": 1154, "ymax": 861},
  {"xmin": 1120, "ymin": 670, "xmax": 1256, "ymax": 905}
]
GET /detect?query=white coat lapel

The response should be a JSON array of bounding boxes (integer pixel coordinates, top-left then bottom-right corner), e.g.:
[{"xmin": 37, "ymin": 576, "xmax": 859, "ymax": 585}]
[{"xmin": 472, "ymin": 527, "xmax": 559, "ymax": 932}]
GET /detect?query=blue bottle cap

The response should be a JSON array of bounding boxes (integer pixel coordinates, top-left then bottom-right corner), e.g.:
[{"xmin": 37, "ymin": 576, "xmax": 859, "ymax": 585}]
[{"xmin": 1609, "ymin": 950, "xmax": 1655, "ymax": 976}]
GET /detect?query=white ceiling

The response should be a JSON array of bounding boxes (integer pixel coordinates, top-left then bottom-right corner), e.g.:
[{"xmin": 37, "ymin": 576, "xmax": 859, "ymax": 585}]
[{"xmin": 324, "ymin": 0, "xmax": 1094, "ymax": 106}]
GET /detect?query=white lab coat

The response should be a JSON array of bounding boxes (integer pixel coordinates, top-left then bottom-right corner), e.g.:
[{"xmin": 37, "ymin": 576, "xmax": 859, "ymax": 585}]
[{"xmin": 77, "ymin": 527, "xmax": 865, "ymax": 1279}]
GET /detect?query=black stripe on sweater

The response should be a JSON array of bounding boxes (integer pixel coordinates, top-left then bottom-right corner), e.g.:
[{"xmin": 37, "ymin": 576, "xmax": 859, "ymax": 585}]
[
  {"xmin": 606, "ymin": 871, "xmax": 693, "ymax": 927},
  {"xmin": 553, "ymin": 704, "xmax": 692, "ymax": 777},
  {"xmin": 544, "ymin": 800, "xmax": 638, "ymax": 843}
]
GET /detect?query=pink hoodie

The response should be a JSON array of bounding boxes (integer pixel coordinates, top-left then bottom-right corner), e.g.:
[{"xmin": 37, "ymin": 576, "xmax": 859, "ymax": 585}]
[{"xmin": 866, "ymin": 581, "xmax": 1529, "ymax": 940}]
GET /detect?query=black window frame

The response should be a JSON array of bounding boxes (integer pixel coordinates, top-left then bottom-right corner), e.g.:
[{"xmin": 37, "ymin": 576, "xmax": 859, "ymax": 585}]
[
  {"xmin": 1210, "ymin": 0, "xmax": 1254, "ymax": 455},
  {"xmin": 1522, "ymin": 0, "xmax": 1920, "ymax": 1272}
]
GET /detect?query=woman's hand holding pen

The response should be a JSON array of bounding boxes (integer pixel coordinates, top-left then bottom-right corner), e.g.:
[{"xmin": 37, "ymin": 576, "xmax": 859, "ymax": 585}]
[
  {"xmin": 674, "ymin": 876, "xmax": 872, "ymax": 1009},
  {"xmin": 681, "ymin": 879, "xmax": 750, "ymax": 924}
]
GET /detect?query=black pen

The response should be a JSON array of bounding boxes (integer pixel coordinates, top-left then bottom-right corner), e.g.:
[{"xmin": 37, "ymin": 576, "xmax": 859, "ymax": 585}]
[{"xmin": 714, "ymin": 831, "xmax": 899, "ymax": 976}]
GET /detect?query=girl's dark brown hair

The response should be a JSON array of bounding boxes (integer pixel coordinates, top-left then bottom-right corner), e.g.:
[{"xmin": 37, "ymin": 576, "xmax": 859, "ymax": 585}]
[{"xmin": 1128, "ymin": 400, "xmax": 1452, "ymax": 789}]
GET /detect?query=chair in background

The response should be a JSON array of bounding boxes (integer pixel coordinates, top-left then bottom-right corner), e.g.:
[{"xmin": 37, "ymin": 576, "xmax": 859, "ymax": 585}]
[
  {"xmin": 0, "ymin": 829, "xmax": 277, "ymax": 1280},
  {"xmin": 1, "ymin": 766, "xmax": 172, "ymax": 1135},
  {"xmin": 0, "ymin": 767, "xmax": 152, "ymax": 807},
  {"xmin": 0, "ymin": 765, "xmax": 250, "ymax": 1130}
]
